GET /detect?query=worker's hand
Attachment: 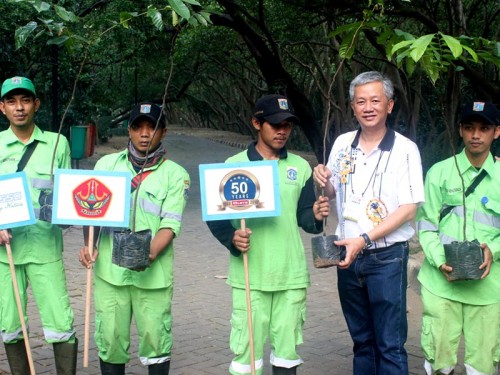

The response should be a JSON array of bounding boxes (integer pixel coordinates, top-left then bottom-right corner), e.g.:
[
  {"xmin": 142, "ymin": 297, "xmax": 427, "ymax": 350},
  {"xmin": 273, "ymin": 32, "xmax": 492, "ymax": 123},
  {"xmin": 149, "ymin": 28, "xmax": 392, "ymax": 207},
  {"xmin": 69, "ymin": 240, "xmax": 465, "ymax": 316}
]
[
  {"xmin": 232, "ymin": 228, "xmax": 252, "ymax": 253},
  {"xmin": 79, "ymin": 246, "xmax": 98, "ymax": 269},
  {"xmin": 479, "ymin": 243, "xmax": 493, "ymax": 279},
  {"xmin": 313, "ymin": 195, "xmax": 330, "ymax": 221},
  {"xmin": 0, "ymin": 230, "xmax": 12, "ymax": 246},
  {"xmin": 439, "ymin": 263, "xmax": 453, "ymax": 281}
]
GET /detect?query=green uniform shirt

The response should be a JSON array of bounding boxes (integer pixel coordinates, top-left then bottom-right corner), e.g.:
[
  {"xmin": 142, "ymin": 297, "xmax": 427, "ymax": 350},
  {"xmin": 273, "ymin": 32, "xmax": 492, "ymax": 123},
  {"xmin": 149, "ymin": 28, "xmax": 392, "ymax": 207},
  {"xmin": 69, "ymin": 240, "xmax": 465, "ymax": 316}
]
[
  {"xmin": 93, "ymin": 149, "xmax": 190, "ymax": 289},
  {"xmin": 221, "ymin": 145, "xmax": 321, "ymax": 291},
  {"xmin": 417, "ymin": 149, "xmax": 500, "ymax": 305},
  {"xmin": 0, "ymin": 126, "xmax": 70, "ymax": 265}
]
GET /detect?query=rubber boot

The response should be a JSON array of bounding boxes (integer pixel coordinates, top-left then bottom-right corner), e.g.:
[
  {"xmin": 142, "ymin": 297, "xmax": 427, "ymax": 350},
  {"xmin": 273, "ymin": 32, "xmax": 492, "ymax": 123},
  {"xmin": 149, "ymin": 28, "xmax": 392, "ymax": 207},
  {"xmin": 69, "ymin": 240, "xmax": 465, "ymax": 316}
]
[
  {"xmin": 53, "ymin": 338, "xmax": 78, "ymax": 375},
  {"xmin": 4, "ymin": 340, "xmax": 31, "ymax": 375},
  {"xmin": 99, "ymin": 358, "xmax": 126, "ymax": 375},
  {"xmin": 148, "ymin": 360, "xmax": 170, "ymax": 374},
  {"xmin": 272, "ymin": 365, "xmax": 297, "ymax": 375}
]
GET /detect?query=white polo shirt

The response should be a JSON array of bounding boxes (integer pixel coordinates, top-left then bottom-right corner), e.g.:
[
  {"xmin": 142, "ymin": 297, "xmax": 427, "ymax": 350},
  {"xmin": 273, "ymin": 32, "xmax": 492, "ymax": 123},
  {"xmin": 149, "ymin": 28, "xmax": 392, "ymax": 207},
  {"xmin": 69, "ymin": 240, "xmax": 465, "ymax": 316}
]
[{"xmin": 327, "ymin": 128, "xmax": 424, "ymax": 248}]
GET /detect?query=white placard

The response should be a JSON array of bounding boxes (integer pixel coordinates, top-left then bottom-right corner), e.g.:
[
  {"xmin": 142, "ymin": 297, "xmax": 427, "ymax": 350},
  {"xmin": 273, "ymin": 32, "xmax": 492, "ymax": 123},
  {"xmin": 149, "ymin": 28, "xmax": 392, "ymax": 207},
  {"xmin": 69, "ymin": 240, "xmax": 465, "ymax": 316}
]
[
  {"xmin": 0, "ymin": 172, "xmax": 36, "ymax": 230},
  {"xmin": 52, "ymin": 169, "xmax": 131, "ymax": 227},
  {"xmin": 199, "ymin": 160, "xmax": 281, "ymax": 221}
]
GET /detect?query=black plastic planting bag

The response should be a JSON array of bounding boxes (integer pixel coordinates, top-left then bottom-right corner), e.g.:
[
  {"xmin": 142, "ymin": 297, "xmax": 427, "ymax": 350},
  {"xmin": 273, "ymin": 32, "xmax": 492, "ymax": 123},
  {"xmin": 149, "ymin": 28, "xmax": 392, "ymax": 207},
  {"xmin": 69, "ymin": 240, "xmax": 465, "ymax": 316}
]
[
  {"xmin": 444, "ymin": 239, "xmax": 483, "ymax": 281},
  {"xmin": 38, "ymin": 190, "xmax": 54, "ymax": 223},
  {"xmin": 311, "ymin": 234, "xmax": 345, "ymax": 268},
  {"xmin": 112, "ymin": 229, "xmax": 152, "ymax": 271},
  {"xmin": 38, "ymin": 190, "xmax": 69, "ymax": 229}
]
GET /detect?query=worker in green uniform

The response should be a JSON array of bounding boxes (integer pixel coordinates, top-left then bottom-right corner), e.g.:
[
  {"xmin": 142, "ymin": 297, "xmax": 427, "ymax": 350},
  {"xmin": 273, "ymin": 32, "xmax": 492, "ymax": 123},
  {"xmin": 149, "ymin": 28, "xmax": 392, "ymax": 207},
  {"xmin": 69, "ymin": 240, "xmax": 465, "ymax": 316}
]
[
  {"xmin": 0, "ymin": 76, "xmax": 78, "ymax": 374},
  {"xmin": 207, "ymin": 94, "xmax": 330, "ymax": 375},
  {"xmin": 80, "ymin": 102, "xmax": 190, "ymax": 375},
  {"xmin": 417, "ymin": 101, "xmax": 500, "ymax": 375}
]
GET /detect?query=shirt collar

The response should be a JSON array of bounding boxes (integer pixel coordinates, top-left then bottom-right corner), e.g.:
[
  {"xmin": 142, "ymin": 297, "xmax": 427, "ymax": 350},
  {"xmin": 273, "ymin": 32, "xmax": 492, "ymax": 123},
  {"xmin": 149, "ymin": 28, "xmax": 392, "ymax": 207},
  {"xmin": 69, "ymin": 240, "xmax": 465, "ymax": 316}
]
[
  {"xmin": 246, "ymin": 141, "xmax": 288, "ymax": 161},
  {"xmin": 457, "ymin": 148, "xmax": 496, "ymax": 175},
  {"xmin": 351, "ymin": 127, "xmax": 395, "ymax": 151},
  {"xmin": 4, "ymin": 124, "xmax": 45, "ymax": 145}
]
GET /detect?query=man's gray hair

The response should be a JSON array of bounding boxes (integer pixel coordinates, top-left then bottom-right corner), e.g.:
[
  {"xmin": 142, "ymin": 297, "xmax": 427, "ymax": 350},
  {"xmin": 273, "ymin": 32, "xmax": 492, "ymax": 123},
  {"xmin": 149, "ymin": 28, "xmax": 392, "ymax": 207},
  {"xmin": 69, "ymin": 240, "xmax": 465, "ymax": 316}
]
[{"xmin": 349, "ymin": 71, "xmax": 394, "ymax": 101}]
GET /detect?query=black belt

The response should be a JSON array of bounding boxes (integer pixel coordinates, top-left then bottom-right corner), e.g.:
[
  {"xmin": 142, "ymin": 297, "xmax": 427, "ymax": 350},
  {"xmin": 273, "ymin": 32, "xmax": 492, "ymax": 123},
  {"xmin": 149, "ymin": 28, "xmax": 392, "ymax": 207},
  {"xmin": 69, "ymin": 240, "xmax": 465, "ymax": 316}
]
[{"xmin": 363, "ymin": 241, "xmax": 408, "ymax": 254}]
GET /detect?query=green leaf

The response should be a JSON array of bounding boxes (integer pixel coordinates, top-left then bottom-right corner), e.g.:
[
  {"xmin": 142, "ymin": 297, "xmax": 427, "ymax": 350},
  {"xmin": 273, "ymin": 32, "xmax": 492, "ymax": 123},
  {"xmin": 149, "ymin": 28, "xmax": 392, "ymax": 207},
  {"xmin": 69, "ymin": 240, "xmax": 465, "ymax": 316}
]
[
  {"xmin": 119, "ymin": 12, "xmax": 137, "ymax": 28},
  {"xmin": 425, "ymin": 64, "xmax": 440, "ymax": 84},
  {"xmin": 390, "ymin": 40, "xmax": 414, "ymax": 56},
  {"xmin": 172, "ymin": 11, "xmax": 179, "ymax": 26},
  {"xmin": 198, "ymin": 12, "xmax": 212, "ymax": 24},
  {"xmin": 182, "ymin": 0, "xmax": 201, "ymax": 5},
  {"xmin": 394, "ymin": 29, "xmax": 415, "ymax": 40},
  {"xmin": 440, "ymin": 33, "xmax": 463, "ymax": 59},
  {"xmin": 405, "ymin": 57, "xmax": 415, "ymax": 76},
  {"xmin": 47, "ymin": 35, "xmax": 70, "ymax": 45},
  {"xmin": 187, "ymin": 16, "xmax": 199, "ymax": 26},
  {"xmin": 147, "ymin": 8, "xmax": 164, "ymax": 31},
  {"xmin": 168, "ymin": 0, "xmax": 191, "ymax": 20},
  {"xmin": 54, "ymin": 5, "xmax": 77, "ymax": 23},
  {"xmin": 493, "ymin": 41, "xmax": 500, "ymax": 57},
  {"xmin": 33, "ymin": 0, "xmax": 50, "ymax": 12},
  {"xmin": 338, "ymin": 30, "xmax": 358, "ymax": 59},
  {"xmin": 193, "ymin": 13, "xmax": 207, "ymax": 26},
  {"xmin": 15, "ymin": 21, "xmax": 37, "ymax": 50},
  {"xmin": 329, "ymin": 22, "xmax": 363, "ymax": 38},
  {"xmin": 462, "ymin": 45, "xmax": 478, "ymax": 63},
  {"xmin": 409, "ymin": 34, "xmax": 434, "ymax": 62}
]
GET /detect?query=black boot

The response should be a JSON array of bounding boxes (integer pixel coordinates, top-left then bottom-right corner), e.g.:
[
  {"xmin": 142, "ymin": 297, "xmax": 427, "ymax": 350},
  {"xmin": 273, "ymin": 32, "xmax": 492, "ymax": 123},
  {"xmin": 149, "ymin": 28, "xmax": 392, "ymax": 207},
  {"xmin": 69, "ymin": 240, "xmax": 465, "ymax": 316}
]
[
  {"xmin": 4, "ymin": 340, "xmax": 31, "ymax": 375},
  {"xmin": 272, "ymin": 365, "xmax": 297, "ymax": 375},
  {"xmin": 99, "ymin": 358, "xmax": 126, "ymax": 375},
  {"xmin": 148, "ymin": 360, "xmax": 170, "ymax": 374},
  {"xmin": 53, "ymin": 338, "xmax": 78, "ymax": 375}
]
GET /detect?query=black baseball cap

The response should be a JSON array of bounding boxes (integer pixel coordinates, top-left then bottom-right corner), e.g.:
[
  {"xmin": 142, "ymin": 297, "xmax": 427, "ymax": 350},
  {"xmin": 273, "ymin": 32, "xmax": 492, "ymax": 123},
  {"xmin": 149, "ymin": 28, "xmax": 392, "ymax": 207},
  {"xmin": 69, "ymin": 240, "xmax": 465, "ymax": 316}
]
[
  {"xmin": 129, "ymin": 102, "xmax": 165, "ymax": 127},
  {"xmin": 460, "ymin": 101, "xmax": 499, "ymax": 125},
  {"xmin": 253, "ymin": 94, "xmax": 299, "ymax": 124}
]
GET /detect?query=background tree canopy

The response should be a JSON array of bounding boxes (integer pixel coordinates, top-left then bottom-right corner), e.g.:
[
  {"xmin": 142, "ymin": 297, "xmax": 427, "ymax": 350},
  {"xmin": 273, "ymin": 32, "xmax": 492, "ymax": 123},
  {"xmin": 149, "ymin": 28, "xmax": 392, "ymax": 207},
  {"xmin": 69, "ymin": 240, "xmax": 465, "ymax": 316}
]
[{"xmin": 0, "ymin": 0, "xmax": 498, "ymax": 169}]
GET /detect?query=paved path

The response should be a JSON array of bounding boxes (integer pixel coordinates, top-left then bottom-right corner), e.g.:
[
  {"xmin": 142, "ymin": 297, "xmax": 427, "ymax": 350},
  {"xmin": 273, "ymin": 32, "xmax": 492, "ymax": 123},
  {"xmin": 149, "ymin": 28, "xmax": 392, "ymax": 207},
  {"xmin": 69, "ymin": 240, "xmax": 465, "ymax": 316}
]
[{"xmin": 0, "ymin": 133, "xmax": 435, "ymax": 374}]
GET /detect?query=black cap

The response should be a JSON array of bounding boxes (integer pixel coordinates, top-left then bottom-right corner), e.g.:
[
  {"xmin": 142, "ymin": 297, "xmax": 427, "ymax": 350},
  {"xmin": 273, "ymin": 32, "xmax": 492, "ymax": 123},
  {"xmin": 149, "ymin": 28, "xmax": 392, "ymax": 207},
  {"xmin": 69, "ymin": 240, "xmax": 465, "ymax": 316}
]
[
  {"xmin": 253, "ymin": 94, "xmax": 299, "ymax": 124},
  {"xmin": 129, "ymin": 102, "xmax": 165, "ymax": 127},
  {"xmin": 460, "ymin": 101, "xmax": 499, "ymax": 125}
]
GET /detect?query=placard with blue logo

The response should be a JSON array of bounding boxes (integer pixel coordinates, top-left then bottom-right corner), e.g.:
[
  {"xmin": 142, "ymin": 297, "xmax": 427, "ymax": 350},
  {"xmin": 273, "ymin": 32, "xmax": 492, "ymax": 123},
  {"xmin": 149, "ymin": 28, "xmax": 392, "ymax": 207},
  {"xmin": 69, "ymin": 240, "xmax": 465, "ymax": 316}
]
[
  {"xmin": 199, "ymin": 160, "xmax": 281, "ymax": 221},
  {"xmin": 0, "ymin": 172, "xmax": 36, "ymax": 230},
  {"xmin": 52, "ymin": 169, "xmax": 132, "ymax": 227}
]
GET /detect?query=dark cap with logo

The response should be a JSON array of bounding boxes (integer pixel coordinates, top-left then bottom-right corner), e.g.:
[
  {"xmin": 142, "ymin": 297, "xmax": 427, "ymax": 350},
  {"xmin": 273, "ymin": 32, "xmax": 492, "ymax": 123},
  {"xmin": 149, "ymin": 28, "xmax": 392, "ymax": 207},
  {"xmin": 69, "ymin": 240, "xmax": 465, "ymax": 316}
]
[
  {"xmin": 129, "ymin": 102, "xmax": 165, "ymax": 127},
  {"xmin": 253, "ymin": 94, "xmax": 299, "ymax": 124},
  {"xmin": 460, "ymin": 101, "xmax": 499, "ymax": 125}
]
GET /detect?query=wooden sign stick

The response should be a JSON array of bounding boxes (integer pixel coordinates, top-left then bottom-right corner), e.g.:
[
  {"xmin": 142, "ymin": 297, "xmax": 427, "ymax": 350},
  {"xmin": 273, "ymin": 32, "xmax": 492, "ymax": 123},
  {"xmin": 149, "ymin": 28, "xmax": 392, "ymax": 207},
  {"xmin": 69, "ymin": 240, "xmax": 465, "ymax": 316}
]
[
  {"xmin": 6, "ymin": 242, "xmax": 36, "ymax": 375},
  {"xmin": 241, "ymin": 218, "xmax": 256, "ymax": 375},
  {"xmin": 83, "ymin": 225, "xmax": 94, "ymax": 367}
]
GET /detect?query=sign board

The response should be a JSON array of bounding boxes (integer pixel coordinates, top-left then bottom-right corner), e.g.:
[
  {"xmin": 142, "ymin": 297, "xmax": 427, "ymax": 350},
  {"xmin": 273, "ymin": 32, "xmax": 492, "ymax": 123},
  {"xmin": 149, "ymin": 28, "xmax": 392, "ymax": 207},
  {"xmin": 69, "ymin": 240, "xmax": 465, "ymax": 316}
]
[
  {"xmin": 199, "ymin": 160, "xmax": 280, "ymax": 221},
  {"xmin": 52, "ymin": 169, "xmax": 131, "ymax": 227},
  {"xmin": 0, "ymin": 172, "xmax": 36, "ymax": 230}
]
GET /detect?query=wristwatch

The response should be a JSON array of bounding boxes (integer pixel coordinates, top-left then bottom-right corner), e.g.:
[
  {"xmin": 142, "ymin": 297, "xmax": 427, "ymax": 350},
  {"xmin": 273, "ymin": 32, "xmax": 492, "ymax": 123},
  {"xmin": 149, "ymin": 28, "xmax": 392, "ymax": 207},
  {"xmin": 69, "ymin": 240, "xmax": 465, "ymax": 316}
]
[{"xmin": 360, "ymin": 233, "xmax": 373, "ymax": 249}]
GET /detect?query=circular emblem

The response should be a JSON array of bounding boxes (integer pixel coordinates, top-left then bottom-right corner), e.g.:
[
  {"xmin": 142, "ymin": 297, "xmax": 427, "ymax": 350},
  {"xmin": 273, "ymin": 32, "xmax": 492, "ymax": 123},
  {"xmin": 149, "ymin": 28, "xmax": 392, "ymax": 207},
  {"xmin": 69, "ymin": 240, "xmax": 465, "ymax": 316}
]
[
  {"xmin": 366, "ymin": 198, "xmax": 388, "ymax": 226},
  {"xmin": 219, "ymin": 169, "xmax": 260, "ymax": 211}
]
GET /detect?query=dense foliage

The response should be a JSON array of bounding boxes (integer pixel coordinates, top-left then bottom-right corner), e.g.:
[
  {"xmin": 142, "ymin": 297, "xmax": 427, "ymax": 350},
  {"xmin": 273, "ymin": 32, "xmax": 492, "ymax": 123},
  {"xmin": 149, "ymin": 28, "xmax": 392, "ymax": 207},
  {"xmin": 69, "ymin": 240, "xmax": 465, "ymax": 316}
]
[{"xmin": 0, "ymin": 0, "xmax": 498, "ymax": 168}]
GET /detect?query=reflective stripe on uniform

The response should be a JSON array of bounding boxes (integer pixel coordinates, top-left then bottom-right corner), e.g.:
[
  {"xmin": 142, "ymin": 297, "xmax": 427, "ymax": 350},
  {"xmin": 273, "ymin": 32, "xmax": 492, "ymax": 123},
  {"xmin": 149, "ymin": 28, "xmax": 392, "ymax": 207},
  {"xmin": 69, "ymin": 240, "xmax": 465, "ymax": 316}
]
[{"xmin": 31, "ymin": 178, "xmax": 52, "ymax": 189}]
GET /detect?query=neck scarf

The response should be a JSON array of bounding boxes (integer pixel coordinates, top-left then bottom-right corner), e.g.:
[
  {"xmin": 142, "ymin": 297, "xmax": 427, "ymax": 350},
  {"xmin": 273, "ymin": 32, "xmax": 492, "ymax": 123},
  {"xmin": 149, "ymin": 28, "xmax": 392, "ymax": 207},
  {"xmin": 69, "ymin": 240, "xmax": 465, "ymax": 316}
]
[{"xmin": 127, "ymin": 140, "xmax": 166, "ymax": 172}]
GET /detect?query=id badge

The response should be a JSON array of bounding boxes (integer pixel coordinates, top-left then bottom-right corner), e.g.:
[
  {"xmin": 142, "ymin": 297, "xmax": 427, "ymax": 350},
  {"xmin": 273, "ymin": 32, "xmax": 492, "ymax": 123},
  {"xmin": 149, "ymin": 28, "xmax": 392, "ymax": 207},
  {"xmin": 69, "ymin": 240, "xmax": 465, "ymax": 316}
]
[{"xmin": 343, "ymin": 195, "xmax": 362, "ymax": 222}]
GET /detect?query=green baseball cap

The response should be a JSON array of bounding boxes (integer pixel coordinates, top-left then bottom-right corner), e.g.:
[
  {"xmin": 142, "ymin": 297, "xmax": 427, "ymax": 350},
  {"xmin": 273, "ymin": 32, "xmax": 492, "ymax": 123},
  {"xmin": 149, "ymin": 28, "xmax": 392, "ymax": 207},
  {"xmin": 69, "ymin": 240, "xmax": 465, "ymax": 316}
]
[{"xmin": 1, "ymin": 76, "xmax": 37, "ymax": 98}]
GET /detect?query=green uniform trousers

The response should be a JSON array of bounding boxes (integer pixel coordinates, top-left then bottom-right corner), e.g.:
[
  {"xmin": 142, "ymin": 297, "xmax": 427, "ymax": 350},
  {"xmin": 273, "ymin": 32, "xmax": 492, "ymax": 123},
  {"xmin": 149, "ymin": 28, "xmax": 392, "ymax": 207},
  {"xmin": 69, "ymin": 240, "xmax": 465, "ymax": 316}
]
[
  {"xmin": 229, "ymin": 288, "xmax": 306, "ymax": 375},
  {"xmin": 421, "ymin": 286, "xmax": 500, "ymax": 375},
  {"xmin": 94, "ymin": 276, "xmax": 173, "ymax": 365},
  {"xmin": 0, "ymin": 260, "xmax": 75, "ymax": 343}
]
